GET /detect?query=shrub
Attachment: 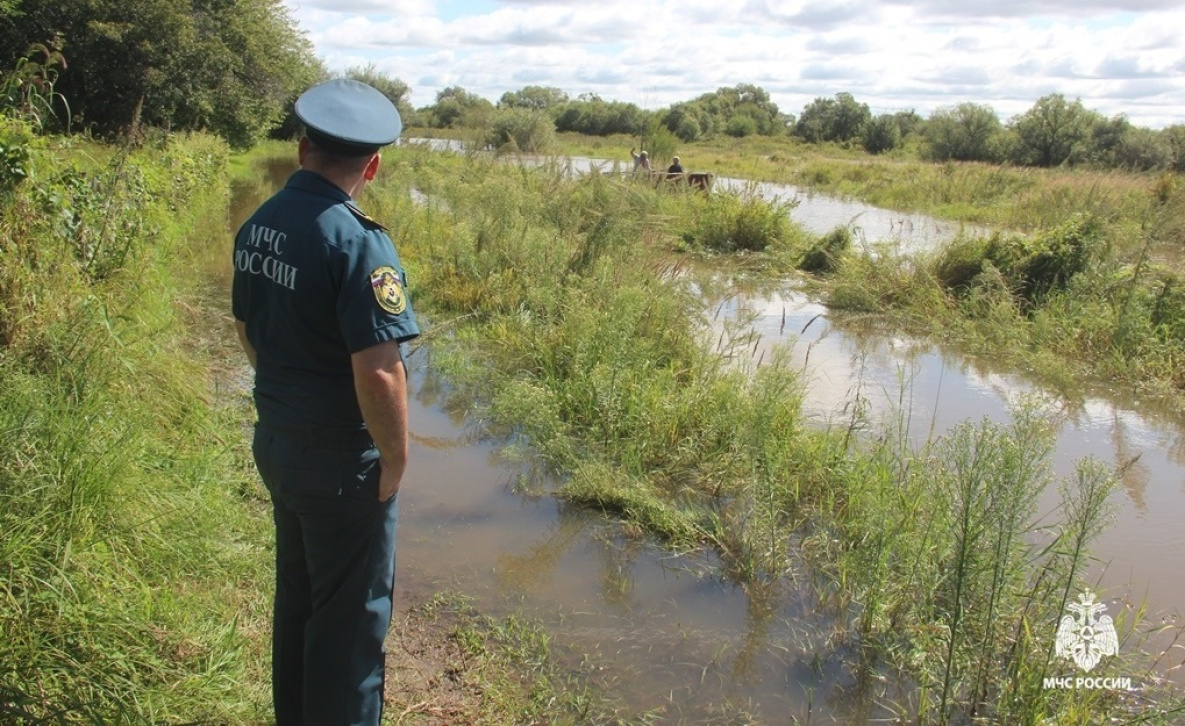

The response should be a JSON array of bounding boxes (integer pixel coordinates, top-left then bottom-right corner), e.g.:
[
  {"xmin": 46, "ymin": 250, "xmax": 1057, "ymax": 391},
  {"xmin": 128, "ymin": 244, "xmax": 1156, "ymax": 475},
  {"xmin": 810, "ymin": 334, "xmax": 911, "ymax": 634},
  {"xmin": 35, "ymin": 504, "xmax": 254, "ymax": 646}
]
[
  {"xmin": 0, "ymin": 115, "xmax": 33, "ymax": 194},
  {"xmin": 485, "ymin": 108, "xmax": 556, "ymax": 154},
  {"xmin": 687, "ymin": 188, "xmax": 796, "ymax": 253},
  {"xmin": 725, "ymin": 115, "xmax": 758, "ymax": 138},
  {"xmin": 931, "ymin": 216, "xmax": 1104, "ymax": 309},
  {"xmin": 1150, "ymin": 272, "xmax": 1185, "ymax": 342},
  {"xmin": 986, "ymin": 214, "xmax": 1104, "ymax": 306},
  {"xmin": 862, "ymin": 114, "xmax": 901, "ymax": 155}
]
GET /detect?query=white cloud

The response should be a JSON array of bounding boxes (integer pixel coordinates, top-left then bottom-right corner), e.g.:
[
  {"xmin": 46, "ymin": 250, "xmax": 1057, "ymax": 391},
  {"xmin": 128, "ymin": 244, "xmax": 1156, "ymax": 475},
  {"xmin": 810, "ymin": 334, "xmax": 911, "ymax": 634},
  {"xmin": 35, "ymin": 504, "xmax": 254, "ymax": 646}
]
[{"xmin": 282, "ymin": 0, "xmax": 1185, "ymax": 128}]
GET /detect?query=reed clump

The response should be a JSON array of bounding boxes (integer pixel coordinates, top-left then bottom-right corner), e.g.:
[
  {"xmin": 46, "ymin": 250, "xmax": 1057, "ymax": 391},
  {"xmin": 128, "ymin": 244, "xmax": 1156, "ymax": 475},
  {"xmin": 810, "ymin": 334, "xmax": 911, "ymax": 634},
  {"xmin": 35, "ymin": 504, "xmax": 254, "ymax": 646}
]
[{"xmin": 798, "ymin": 224, "xmax": 853, "ymax": 274}]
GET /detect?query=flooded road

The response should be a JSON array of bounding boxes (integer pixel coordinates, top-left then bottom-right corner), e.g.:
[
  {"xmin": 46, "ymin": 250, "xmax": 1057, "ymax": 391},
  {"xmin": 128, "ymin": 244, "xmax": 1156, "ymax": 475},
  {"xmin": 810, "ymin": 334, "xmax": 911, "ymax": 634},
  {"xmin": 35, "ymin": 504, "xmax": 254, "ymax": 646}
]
[{"xmin": 230, "ymin": 151, "xmax": 1181, "ymax": 722}]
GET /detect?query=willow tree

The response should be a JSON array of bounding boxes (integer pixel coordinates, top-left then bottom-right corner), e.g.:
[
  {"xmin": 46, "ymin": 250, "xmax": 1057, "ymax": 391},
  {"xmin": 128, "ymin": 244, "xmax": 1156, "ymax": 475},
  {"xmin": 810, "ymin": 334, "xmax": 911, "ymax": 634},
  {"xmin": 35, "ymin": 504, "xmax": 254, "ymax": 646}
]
[{"xmin": 1008, "ymin": 94, "xmax": 1094, "ymax": 168}]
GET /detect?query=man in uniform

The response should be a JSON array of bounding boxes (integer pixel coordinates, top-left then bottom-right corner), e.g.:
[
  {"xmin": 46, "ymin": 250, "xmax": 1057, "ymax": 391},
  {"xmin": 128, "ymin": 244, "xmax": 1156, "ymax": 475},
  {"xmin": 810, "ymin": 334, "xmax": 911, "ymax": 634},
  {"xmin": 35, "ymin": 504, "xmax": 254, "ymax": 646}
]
[{"xmin": 232, "ymin": 78, "xmax": 418, "ymax": 725}]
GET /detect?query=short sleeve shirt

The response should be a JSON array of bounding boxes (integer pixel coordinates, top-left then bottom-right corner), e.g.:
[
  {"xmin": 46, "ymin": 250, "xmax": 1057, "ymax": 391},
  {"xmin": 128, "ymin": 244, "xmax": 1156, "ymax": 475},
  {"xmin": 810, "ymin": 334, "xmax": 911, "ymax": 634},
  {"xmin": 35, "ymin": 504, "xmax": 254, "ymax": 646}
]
[{"xmin": 232, "ymin": 170, "xmax": 419, "ymax": 432}]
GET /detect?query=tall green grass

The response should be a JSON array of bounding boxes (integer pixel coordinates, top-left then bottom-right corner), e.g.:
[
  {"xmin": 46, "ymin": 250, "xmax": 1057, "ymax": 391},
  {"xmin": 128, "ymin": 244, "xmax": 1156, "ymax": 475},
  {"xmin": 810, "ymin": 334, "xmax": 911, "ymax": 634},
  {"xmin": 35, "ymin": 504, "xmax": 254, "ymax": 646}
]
[
  {"xmin": 0, "ymin": 133, "xmax": 273, "ymax": 721},
  {"xmin": 372, "ymin": 144, "xmax": 1184, "ymax": 723}
]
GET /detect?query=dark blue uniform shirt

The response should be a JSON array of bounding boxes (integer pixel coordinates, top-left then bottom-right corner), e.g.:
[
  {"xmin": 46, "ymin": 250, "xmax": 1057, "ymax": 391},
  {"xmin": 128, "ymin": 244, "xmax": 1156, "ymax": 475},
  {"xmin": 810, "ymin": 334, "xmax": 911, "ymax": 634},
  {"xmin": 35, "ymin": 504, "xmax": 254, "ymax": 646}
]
[{"xmin": 232, "ymin": 169, "xmax": 419, "ymax": 433}]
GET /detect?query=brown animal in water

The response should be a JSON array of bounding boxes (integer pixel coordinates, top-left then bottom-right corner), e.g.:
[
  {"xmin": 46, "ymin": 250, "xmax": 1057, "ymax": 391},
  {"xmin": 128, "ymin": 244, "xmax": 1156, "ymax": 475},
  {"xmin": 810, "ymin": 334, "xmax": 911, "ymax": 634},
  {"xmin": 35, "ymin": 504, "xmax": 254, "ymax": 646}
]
[{"xmin": 646, "ymin": 171, "xmax": 714, "ymax": 191}]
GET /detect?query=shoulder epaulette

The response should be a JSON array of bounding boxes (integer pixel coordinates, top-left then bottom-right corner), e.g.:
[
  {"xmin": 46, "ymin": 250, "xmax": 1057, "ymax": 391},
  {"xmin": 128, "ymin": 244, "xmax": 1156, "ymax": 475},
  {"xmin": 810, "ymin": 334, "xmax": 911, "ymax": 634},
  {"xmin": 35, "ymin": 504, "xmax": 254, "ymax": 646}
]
[{"xmin": 345, "ymin": 201, "xmax": 387, "ymax": 231}]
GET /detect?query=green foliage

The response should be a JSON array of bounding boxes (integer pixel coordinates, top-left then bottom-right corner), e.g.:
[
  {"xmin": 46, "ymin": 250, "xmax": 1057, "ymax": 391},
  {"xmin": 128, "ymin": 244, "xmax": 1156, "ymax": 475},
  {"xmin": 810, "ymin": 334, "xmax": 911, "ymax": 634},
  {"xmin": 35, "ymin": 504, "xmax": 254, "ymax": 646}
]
[
  {"xmin": 662, "ymin": 101, "xmax": 711, "ymax": 142},
  {"xmin": 341, "ymin": 63, "xmax": 415, "ymax": 127},
  {"xmin": 988, "ymin": 215, "xmax": 1104, "ymax": 306},
  {"xmin": 861, "ymin": 113, "xmax": 901, "ymax": 154},
  {"xmin": 1, "ymin": 133, "xmax": 272, "ymax": 720},
  {"xmin": 932, "ymin": 215, "xmax": 1104, "ymax": 311},
  {"xmin": 798, "ymin": 225, "xmax": 851, "ymax": 274},
  {"xmin": 822, "ymin": 404, "xmax": 1138, "ymax": 723},
  {"xmin": 554, "ymin": 97, "xmax": 647, "ymax": 137},
  {"xmin": 684, "ymin": 187, "xmax": 797, "ymax": 253},
  {"xmin": 485, "ymin": 107, "xmax": 556, "ymax": 153},
  {"xmin": 422, "ymin": 85, "xmax": 495, "ymax": 129},
  {"xmin": 661, "ymin": 84, "xmax": 789, "ymax": 141},
  {"xmin": 0, "ymin": 0, "xmax": 320, "ymax": 147},
  {"xmin": 1150, "ymin": 272, "xmax": 1185, "ymax": 342},
  {"xmin": 499, "ymin": 85, "xmax": 569, "ymax": 113},
  {"xmin": 923, "ymin": 102, "xmax": 1003, "ymax": 162},
  {"xmin": 795, "ymin": 92, "xmax": 870, "ymax": 144},
  {"xmin": 641, "ymin": 122, "xmax": 679, "ymax": 165},
  {"xmin": 1009, "ymin": 94, "xmax": 1096, "ymax": 167},
  {"xmin": 0, "ymin": 116, "xmax": 34, "ymax": 194},
  {"xmin": 1079, "ymin": 115, "xmax": 1173, "ymax": 171},
  {"xmin": 1165, "ymin": 125, "xmax": 1185, "ymax": 173},
  {"xmin": 0, "ymin": 43, "xmax": 70, "ymax": 133},
  {"xmin": 725, "ymin": 114, "xmax": 758, "ymax": 138},
  {"xmin": 369, "ymin": 147, "xmax": 1181, "ymax": 722}
]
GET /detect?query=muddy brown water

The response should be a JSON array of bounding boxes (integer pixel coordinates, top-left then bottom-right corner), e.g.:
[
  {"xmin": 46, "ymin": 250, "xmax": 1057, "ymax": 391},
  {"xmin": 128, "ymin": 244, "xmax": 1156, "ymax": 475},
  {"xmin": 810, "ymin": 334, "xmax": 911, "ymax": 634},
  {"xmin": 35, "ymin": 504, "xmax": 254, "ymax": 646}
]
[{"xmin": 228, "ymin": 154, "xmax": 1182, "ymax": 722}]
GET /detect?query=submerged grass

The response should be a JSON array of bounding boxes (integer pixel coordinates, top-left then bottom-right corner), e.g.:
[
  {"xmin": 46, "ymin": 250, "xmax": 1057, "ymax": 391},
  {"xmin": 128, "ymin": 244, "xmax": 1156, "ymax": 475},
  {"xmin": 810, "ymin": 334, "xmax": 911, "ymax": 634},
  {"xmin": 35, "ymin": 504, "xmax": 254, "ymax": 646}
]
[
  {"xmin": 549, "ymin": 133, "xmax": 1185, "ymax": 409},
  {"xmin": 389, "ymin": 591, "xmax": 654, "ymax": 725},
  {"xmin": 371, "ymin": 143, "xmax": 1185, "ymax": 723}
]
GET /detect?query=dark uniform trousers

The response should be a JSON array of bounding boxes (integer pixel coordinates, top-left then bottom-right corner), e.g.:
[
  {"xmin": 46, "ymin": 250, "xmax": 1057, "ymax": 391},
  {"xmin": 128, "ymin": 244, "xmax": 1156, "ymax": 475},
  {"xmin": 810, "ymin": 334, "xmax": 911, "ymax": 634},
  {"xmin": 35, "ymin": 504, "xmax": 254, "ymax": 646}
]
[{"xmin": 253, "ymin": 422, "xmax": 397, "ymax": 726}]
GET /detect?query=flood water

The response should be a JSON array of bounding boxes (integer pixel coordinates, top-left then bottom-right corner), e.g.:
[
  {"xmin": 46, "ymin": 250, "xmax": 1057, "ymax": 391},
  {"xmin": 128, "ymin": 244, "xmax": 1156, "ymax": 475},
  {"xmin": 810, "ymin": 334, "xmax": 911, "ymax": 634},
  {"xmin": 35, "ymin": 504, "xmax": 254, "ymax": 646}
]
[{"xmin": 229, "ymin": 151, "xmax": 1182, "ymax": 722}]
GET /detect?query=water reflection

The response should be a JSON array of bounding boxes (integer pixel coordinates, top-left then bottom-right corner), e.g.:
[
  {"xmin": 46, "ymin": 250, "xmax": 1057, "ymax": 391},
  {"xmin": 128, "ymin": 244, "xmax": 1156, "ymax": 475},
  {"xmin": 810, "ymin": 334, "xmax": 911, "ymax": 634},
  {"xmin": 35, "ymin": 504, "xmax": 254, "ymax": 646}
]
[{"xmin": 708, "ymin": 271, "xmax": 1185, "ymax": 633}]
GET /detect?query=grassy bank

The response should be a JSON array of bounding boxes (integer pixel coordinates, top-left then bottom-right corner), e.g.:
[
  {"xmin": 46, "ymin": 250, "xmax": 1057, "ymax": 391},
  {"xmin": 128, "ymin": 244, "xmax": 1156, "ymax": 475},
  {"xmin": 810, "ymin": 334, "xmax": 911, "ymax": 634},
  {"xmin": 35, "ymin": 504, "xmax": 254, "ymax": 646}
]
[
  {"xmin": 0, "ymin": 130, "xmax": 277, "ymax": 721},
  {"xmin": 369, "ymin": 143, "xmax": 1184, "ymax": 723}
]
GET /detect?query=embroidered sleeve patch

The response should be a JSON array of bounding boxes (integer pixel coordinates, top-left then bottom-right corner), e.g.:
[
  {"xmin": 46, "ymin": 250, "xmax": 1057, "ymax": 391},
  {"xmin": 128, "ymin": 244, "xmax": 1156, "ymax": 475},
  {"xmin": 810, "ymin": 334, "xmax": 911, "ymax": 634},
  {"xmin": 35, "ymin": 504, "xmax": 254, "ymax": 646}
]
[{"xmin": 369, "ymin": 266, "xmax": 407, "ymax": 315}]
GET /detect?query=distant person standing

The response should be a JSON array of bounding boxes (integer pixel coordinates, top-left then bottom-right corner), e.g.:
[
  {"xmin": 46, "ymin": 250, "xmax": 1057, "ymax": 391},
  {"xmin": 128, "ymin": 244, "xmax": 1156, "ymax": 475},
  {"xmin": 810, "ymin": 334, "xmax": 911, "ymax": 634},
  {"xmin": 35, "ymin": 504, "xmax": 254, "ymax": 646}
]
[
  {"xmin": 630, "ymin": 147, "xmax": 651, "ymax": 172},
  {"xmin": 232, "ymin": 78, "xmax": 419, "ymax": 726}
]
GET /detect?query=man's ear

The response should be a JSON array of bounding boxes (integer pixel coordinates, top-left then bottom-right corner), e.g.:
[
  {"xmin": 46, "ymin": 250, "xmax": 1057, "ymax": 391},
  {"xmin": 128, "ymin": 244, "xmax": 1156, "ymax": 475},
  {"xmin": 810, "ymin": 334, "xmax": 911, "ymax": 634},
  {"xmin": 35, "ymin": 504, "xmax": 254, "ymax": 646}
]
[
  {"xmin": 298, "ymin": 135, "xmax": 310, "ymax": 165},
  {"xmin": 364, "ymin": 153, "xmax": 381, "ymax": 181}
]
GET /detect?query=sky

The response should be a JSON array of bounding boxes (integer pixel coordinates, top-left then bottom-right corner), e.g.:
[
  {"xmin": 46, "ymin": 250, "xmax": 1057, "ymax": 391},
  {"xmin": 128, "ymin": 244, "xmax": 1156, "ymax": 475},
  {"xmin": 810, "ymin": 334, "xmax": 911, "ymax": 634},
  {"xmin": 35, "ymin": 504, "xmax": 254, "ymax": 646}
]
[{"xmin": 279, "ymin": 0, "xmax": 1185, "ymax": 129}]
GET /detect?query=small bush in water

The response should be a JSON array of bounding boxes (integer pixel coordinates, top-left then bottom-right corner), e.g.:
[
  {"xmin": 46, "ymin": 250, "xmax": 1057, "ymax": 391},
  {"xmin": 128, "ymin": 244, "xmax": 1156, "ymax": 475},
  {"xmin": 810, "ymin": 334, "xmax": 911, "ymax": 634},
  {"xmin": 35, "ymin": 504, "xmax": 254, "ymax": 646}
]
[
  {"xmin": 687, "ymin": 189, "xmax": 795, "ymax": 253},
  {"xmin": 798, "ymin": 225, "xmax": 852, "ymax": 274},
  {"xmin": 933, "ymin": 214, "xmax": 1104, "ymax": 309}
]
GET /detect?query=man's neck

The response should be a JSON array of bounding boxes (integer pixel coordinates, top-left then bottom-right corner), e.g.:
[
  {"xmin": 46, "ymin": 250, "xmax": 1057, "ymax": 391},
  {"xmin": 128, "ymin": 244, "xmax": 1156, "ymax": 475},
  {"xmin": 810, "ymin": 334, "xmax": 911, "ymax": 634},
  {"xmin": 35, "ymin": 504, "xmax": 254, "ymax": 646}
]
[{"xmin": 303, "ymin": 164, "xmax": 367, "ymax": 200}]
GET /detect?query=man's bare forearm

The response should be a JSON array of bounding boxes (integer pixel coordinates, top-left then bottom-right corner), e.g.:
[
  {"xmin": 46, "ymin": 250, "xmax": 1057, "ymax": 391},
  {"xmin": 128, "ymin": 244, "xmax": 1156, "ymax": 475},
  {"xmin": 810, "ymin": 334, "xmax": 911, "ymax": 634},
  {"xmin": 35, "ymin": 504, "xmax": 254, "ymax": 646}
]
[{"xmin": 352, "ymin": 341, "xmax": 409, "ymax": 488}]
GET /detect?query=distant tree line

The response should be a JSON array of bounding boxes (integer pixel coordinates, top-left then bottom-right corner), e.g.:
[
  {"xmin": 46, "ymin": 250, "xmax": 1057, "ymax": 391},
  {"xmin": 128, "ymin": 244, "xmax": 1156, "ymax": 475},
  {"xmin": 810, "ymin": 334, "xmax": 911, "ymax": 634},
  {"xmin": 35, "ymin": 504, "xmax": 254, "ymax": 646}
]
[
  {"xmin": 2, "ymin": 4, "xmax": 1182, "ymax": 172},
  {"xmin": 413, "ymin": 82, "xmax": 1185, "ymax": 173}
]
